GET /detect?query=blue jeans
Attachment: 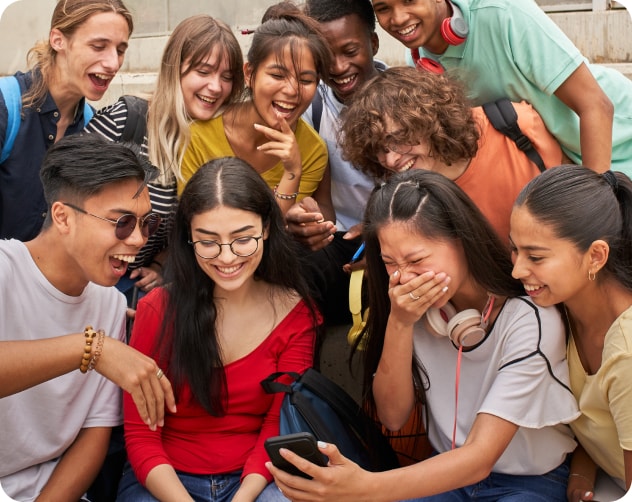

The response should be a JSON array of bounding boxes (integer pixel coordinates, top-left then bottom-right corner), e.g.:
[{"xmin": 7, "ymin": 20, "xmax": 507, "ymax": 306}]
[
  {"xmin": 116, "ymin": 463, "xmax": 288, "ymax": 502},
  {"xmin": 406, "ymin": 456, "xmax": 569, "ymax": 502}
]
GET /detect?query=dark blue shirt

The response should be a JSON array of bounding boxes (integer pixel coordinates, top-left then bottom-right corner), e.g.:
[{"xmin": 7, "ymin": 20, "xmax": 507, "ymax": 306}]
[{"xmin": 0, "ymin": 71, "xmax": 92, "ymax": 241}]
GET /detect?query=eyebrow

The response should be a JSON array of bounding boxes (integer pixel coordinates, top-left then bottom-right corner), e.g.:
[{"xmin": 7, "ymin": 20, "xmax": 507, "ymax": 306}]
[
  {"xmin": 508, "ymin": 236, "xmax": 550, "ymax": 252},
  {"xmin": 193, "ymin": 224, "xmax": 257, "ymax": 237},
  {"xmin": 266, "ymin": 63, "xmax": 318, "ymax": 79}
]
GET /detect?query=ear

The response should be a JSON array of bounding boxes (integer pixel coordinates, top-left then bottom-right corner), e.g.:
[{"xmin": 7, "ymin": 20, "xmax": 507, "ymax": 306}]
[
  {"xmin": 49, "ymin": 28, "xmax": 65, "ymax": 52},
  {"xmin": 50, "ymin": 201, "xmax": 72, "ymax": 235},
  {"xmin": 588, "ymin": 239, "xmax": 609, "ymax": 274},
  {"xmin": 370, "ymin": 31, "xmax": 379, "ymax": 57},
  {"xmin": 244, "ymin": 62, "xmax": 254, "ymax": 87}
]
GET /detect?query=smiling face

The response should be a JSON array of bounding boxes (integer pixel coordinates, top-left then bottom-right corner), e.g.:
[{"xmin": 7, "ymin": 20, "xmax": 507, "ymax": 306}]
[
  {"xmin": 62, "ymin": 178, "xmax": 152, "ymax": 288},
  {"xmin": 372, "ymin": 0, "xmax": 448, "ymax": 53},
  {"xmin": 51, "ymin": 11, "xmax": 130, "ymax": 101},
  {"xmin": 189, "ymin": 206, "xmax": 268, "ymax": 294},
  {"xmin": 246, "ymin": 43, "xmax": 319, "ymax": 129},
  {"xmin": 378, "ymin": 220, "xmax": 467, "ymax": 308},
  {"xmin": 510, "ymin": 206, "xmax": 590, "ymax": 307},
  {"xmin": 180, "ymin": 47, "xmax": 235, "ymax": 121},
  {"xmin": 319, "ymin": 13, "xmax": 379, "ymax": 103}
]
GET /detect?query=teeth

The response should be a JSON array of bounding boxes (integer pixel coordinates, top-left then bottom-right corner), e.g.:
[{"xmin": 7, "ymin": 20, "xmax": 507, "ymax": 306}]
[
  {"xmin": 112, "ymin": 254, "xmax": 136, "ymax": 263},
  {"xmin": 523, "ymin": 284, "xmax": 542, "ymax": 292},
  {"xmin": 274, "ymin": 101, "xmax": 296, "ymax": 111},
  {"xmin": 198, "ymin": 95, "xmax": 218, "ymax": 104},
  {"xmin": 399, "ymin": 159, "xmax": 415, "ymax": 172},
  {"xmin": 333, "ymin": 75, "xmax": 355, "ymax": 85},
  {"xmin": 398, "ymin": 24, "xmax": 417, "ymax": 36},
  {"xmin": 93, "ymin": 73, "xmax": 112, "ymax": 81},
  {"xmin": 217, "ymin": 265, "xmax": 241, "ymax": 274}
]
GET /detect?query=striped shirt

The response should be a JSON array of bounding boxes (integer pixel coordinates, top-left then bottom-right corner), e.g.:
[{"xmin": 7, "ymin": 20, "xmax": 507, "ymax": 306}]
[{"xmin": 84, "ymin": 97, "xmax": 177, "ymax": 269}]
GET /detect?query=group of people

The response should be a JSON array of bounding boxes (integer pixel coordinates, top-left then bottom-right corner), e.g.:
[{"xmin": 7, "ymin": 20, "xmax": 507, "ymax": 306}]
[{"xmin": 1, "ymin": 0, "xmax": 631, "ymax": 501}]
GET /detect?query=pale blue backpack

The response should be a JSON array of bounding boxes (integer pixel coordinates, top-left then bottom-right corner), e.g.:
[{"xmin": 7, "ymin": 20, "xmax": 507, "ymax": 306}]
[{"xmin": 0, "ymin": 76, "xmax": 94, "ymax": 164}]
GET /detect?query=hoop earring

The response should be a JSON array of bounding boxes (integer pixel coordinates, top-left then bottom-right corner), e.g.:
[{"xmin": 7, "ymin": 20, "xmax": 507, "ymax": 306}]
[{"xmin": 588, "ymin": 270, "xmax": 596, "ymax": 281}]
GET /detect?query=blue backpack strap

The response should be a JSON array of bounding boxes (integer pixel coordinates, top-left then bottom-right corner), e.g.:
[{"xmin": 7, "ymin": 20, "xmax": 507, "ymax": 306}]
[{"xmin": 0, "ymin": 76, "xmax": 22, "ymax": 164}]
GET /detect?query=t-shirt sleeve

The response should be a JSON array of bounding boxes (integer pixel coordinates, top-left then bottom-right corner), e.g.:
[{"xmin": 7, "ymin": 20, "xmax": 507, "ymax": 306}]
[
  {"xmin": 480, "ymin": 300, "xmax": 579, "ymax": 428},
  {"xmin": 296, "ymin": 120, "xmax": 328, "ymax": 201},
  {"xmin": 83, "ymin": 96, "xmax": 128, "ymax": 141}
]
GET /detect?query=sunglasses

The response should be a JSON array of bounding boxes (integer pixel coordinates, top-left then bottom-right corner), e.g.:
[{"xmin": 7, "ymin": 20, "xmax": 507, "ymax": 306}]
[{"xmin": 63, "ymin": 202, "xmax": 161, "ymax": 240}]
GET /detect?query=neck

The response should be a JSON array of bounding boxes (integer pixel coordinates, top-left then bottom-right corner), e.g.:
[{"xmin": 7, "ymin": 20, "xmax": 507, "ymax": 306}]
[
  {"xmin": 25, "ymin": 231, "xmax": 88, "ymax": 297},
  {"xmin": 48, "ymin": 69, "xmax": 82, "ymax": 120}
]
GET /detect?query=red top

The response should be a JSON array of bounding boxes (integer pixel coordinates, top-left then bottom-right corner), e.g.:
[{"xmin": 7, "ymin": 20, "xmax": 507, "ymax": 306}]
[{"xmin": 124, "ymin": 288, "xmax": 317, "ymax": 485}]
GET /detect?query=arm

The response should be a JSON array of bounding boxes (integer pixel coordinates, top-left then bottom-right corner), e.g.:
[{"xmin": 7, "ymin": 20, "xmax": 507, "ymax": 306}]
[
  {"xmin": 553, "ymin": 63, "xmax": 613, "ymax": 173},
  {"xmin": 625, "ymin": 449, "xmax": 632, "ymax": 490},
  {"xmin": 255, "ymin": 118, "xmax": 303, "ymax": 215},
  {"xmin": 35, "ymin": 427, "xmax": 111, "ymax": 502},
  {"xmin": 373, "ymin": 270, "xmax": 450, "ymax": 430},
  {"xmin": 268, "ymin": 412, "xmax": 518, "ymax": 501},
  {"xmin": 0, "ymin": 336, "xmax": 175, "ymax": 429},
  {"xmin": 143, "ymin": 465, "xmax": 195, "ymax": 502},
  {"xmin": 567, "ymin": 443, "xmax": 597, "ymax": 502}
]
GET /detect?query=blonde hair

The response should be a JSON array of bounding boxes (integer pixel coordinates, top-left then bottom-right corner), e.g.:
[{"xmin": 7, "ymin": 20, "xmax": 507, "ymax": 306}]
[
  {"xmin": 146, "ymin": 15, "xmax": 243, "ymax": 185},
  {"xmin": 23, "ymin": 0, "xmax": 133, "ymax": 109}
]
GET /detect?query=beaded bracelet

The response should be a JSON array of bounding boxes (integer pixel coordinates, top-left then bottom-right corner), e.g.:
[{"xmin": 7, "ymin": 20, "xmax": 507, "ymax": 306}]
[
  {"xmin": 274, "ymin": 185, "xmax": 298, "ymax": 201},
  {"xmin": 80, "ymin": 326, "xmax": 97, "ymax": 373},
  {"xmin": 87, "ymin": 329, "xmax": 105, "ymax": 371}
]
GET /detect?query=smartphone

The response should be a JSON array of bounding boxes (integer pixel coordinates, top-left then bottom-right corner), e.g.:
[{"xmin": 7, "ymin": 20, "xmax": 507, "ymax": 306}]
[{"xmin": 264, "ymin": 432, "xmax": 327, "ymax": 479}]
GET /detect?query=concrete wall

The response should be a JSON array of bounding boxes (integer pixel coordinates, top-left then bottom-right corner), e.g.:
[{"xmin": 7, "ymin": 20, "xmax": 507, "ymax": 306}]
[{"xmin": 1, "ymin": 0, "xmax": 631, "ymax": 108}]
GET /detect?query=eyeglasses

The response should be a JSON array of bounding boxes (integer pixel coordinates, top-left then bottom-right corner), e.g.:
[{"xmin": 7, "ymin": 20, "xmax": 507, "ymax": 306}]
[
  {"xmin": 189, "ymin": 235, "xmax": 263, "ymax": 259},
  {"xmin": 63, "ymin": 202, "xmax": 161, "ymax": 240}
]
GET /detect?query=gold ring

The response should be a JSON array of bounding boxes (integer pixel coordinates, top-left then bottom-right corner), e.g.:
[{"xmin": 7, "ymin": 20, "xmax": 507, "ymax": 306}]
[
  {"xmin": 156, "ymin": 368, "xmax": 164, "ymax": 380},
  {"xmin": 409, "ymin": 291, "xmax": 421, "ymax": 301}
]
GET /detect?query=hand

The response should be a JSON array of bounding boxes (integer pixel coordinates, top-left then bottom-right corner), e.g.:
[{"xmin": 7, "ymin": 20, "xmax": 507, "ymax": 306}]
[
  {"xmin": 267, "ymin": 442, "xmax": 370, "ymax": 502},
  {"xmin": 95, "ymin": 337, "xmax": 177, "ymax": 430},
  {"xmin": 254, "ymin": 117, "xmax": 302, "ymax": 176},
  {"xmin": 286, "ymin": 197, "xmax": 336, "ymax": 250},
  {"xmin": 388, "ymin": 269, "xmax": 450, "ymax": 326},
  {"xmin": 130, "ymin": 265, "xmax": 163, "ymax": 293},
  {"xmin": 342, "ymin": 223, "xmax": 363, "ymax": 241}
]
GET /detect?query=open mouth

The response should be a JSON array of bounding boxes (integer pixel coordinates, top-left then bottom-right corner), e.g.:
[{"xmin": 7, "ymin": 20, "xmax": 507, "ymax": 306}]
[
  {"xmin": 397, "ymin": 23, "xmax": 419, "ymax": 39},
  {"xmin": 523, "ymin": 283, "xmax": 545, "ymax": 296},
  {"xmin": 332, "ymin": 74, "xmax": 357, "ymax": 89},
  {"xmin": 272, "ymin": 100, "xmax": 297, "ymax": 118},
  {"xmin": 214, "ymin": 263, "xmax": 245, "ymax": 277},
  {"xmin": 110, "ymin": 254, "xmax": 136, "ymax": 277},
  {"xmin": 197, "ymin": 94, "xmax": 218, "ymax": 105},
  {"xmin": 89, "ymin": 73, "xmax": 112, "ymax": 91}
]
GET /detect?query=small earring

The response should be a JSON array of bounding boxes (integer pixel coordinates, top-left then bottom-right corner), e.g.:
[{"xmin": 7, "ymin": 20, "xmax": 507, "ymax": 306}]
[{"xmin": 588, "ymin": 270, "xmax": 596, "ymax": 281}]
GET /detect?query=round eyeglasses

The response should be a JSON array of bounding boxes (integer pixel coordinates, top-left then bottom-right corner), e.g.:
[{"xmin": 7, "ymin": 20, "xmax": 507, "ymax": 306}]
[
  {"xmin": 189, "ymin": 235, "xmax": 263, "ymax": 259},
  {"xmin": 63, "ymin": 202, "xmax": 161, "ymax": 240}
]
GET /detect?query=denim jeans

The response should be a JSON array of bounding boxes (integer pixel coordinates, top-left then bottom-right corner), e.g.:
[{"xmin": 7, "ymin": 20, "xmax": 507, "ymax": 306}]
[
  {"xmin": 406, "ymin": 456, "xmax": 569, "ymax": 502},
  {"xmin": 116, "ymin": 463, "xmax": 289, "ymax": 502}
]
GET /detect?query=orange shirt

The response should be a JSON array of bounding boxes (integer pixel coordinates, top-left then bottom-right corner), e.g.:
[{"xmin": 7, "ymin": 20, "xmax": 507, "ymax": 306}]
[{"xmin": 455, "ymin": 102, "xmax": 564, "ymax": 244}]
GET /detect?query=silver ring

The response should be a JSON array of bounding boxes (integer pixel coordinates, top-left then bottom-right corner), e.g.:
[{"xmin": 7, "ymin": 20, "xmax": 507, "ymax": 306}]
[
  {"xmin": 409, "ymin": 291, "xmax": 421, "ymax": 301},
  {"xmin": 156, "ymin": 368, "xmax": 164, "ymax": 380}
]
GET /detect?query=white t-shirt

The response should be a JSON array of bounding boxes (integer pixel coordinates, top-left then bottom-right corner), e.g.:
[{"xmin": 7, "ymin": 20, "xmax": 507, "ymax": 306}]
[
  {"xmin": 303, "ymin": 63, "xmax": 386, "ymax": 231},
  {"xmin": 0, "ymin": 240, "xmax": 126, "ymax": 501},
  {"xmin": 414, "ymin": 296, "xmax": 579, "ymax": 475}
]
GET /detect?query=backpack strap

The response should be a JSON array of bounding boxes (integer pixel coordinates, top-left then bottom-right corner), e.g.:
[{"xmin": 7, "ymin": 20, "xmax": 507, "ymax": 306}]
[
  {"xmin": 120, "ymin": 95, "xmax": 148, "ymax": 144},
  {"xmin": 310, "ymin": 89, "xmax": 323, "ymax": 134},
  {"xmin": 0, "ymin": 76, "xmax": 22, "ymax": 164},
  {"xmin": 482, "ymin": 98, "xmax": 545, "ymax": 173},
  {"xmin": 82, "ymin": 102, "xmax": 94, "ymax": 125}
]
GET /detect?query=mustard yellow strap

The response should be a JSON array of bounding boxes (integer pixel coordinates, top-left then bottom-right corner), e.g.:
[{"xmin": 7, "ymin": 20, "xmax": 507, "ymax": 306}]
[{"xmin": 347, "ymin": 268, "xmax": 368, "ymax": 349}]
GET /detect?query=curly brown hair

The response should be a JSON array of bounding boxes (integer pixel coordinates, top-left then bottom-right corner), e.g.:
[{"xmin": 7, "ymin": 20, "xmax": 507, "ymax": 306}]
[{"xmin": 338, "ymin": 66, "xmax": 480, "ymax": 178}]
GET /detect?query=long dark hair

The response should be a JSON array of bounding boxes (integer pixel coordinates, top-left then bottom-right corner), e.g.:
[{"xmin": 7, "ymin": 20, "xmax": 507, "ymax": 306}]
[
  {"xmin": 515, "ymin": 164, "xmax": 632, "ymax": 290},
  {"xmin": 158, "ymin": 157, "xmax": 318, "ymax": 415},
  {"xmin": 357, "ymin": 170, "xmax": 524, "ymax": 417}
]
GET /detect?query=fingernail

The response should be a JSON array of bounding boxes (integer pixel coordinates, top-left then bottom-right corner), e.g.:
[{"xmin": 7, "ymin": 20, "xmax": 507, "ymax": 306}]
[
  {"xmin": 442, "ymin": 286, "xmax": 449, "ymax": 292},
  {"xmin": 317, "ymin": 441, "xmax": 327, "ymax": 448}
]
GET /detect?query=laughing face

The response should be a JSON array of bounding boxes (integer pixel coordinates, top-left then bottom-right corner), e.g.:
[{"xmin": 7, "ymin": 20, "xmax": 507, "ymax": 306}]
[
  {"xmin": 50, "ymin": 11, "xmax": 130, "ymax": 102},
  {"xmin": 246, "ymin": 44, "xmax": 319, "ymax": 130},
  {"xmin": 64, "ymin": 179, "xmax": 152, "ymax": 289},
  {"xmin": 189, "ymin": 206, "xmax": 268, "ymax": 295},
  {"xmin": 509, "ymin": 206, "xmax": 591, "ymax": 307},
  {"xmin": 319, "ymin": 13, "xmax": 379, "ymax": 104},
  {"xmin": 180, "ymin": 47, "xmax": 235, "ymax": 121},
  {"xmin": 372, "ymin": 0, "xmax": 449, "ymax": 54}
]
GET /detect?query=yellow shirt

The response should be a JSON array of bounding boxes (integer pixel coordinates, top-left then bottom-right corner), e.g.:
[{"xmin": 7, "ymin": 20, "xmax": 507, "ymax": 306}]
[
  {"xmin": 568, "ymin": 306, "xmax": 632, "ymax": 481},
  {"xmin": 179, "ymin": 114, "xmax": 327, "ymax": 199}
]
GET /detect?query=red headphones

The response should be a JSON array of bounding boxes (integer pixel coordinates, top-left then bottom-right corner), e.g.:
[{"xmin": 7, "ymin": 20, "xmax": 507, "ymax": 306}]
[
  {"xmin": 422, "ymin": 296, "xmax": 495, "ymax": 347},
  {"xmin": 411, "ymin": 0, "xmax": 468, "ymax": 74}
]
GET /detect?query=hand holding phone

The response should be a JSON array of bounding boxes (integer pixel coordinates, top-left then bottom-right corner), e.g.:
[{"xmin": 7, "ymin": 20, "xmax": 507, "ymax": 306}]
[{"xmin": 264, "ymin": 432, "xmax": 327, "ymax": 479}]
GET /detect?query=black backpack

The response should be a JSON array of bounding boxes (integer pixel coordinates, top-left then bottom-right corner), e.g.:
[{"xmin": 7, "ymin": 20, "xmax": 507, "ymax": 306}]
[{"xmin": 261, "ymin": 368, "xmax": 400, "ymax": 472}]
